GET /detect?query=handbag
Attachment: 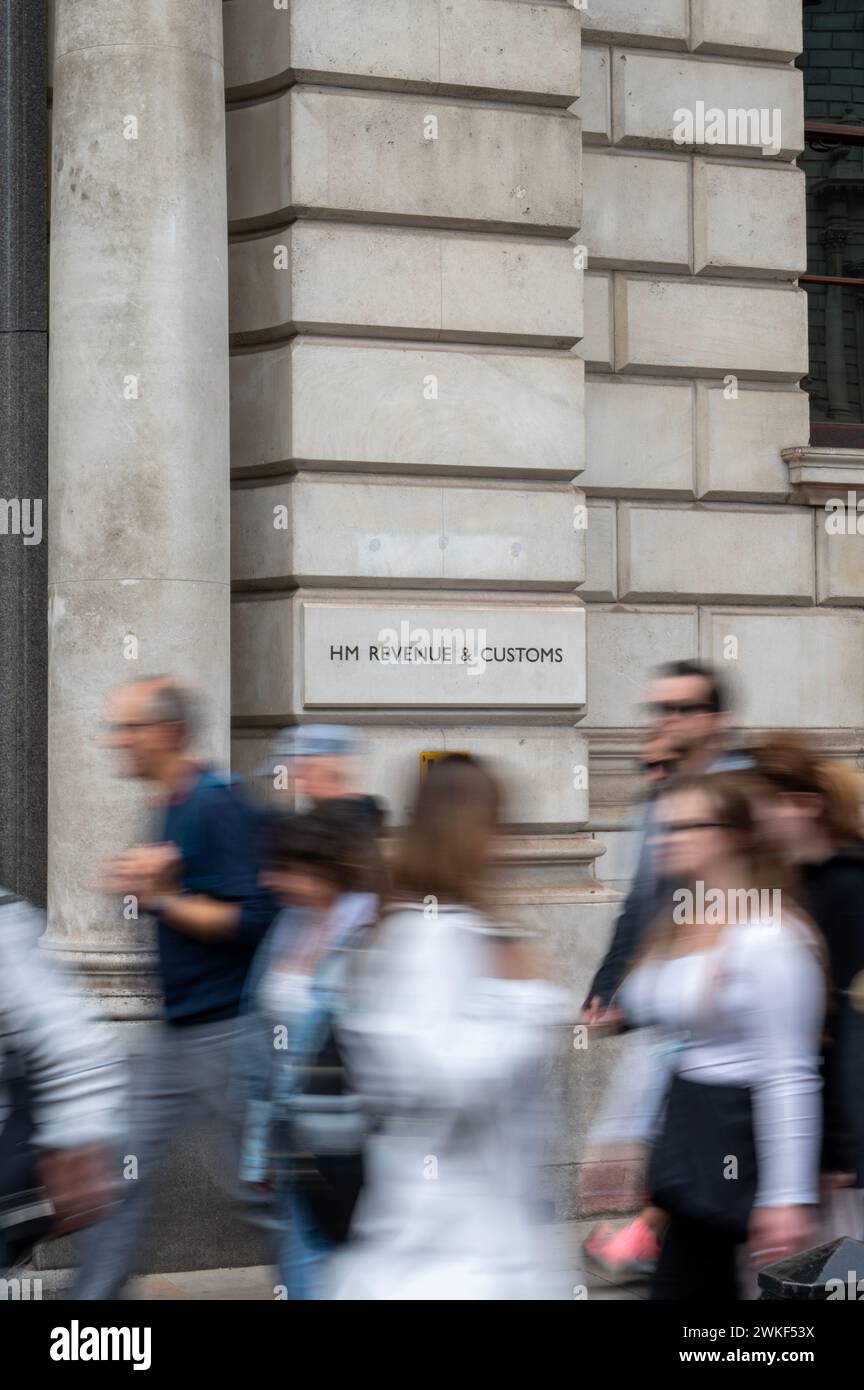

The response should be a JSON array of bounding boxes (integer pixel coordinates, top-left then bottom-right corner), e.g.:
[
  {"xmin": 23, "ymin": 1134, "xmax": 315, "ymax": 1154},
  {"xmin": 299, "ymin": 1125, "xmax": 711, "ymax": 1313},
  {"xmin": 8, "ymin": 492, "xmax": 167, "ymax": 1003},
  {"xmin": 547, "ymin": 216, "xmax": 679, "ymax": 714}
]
[
  {"xmin": 648, "ymin": 1073, "xmax": 758, "ymax": 1237},
  {"xmin": 277, "ymin": 1019, "xmax": 366, "ymax": 1246}
]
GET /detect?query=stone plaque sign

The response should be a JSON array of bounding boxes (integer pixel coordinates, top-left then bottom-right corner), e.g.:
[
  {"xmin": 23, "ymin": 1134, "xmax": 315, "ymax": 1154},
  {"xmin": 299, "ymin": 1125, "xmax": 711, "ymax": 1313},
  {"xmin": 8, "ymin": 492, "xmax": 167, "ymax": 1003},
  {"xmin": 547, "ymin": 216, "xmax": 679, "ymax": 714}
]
[{"xmin": 302, "ymin": 599, "xmax": 586, "ymax": 709}]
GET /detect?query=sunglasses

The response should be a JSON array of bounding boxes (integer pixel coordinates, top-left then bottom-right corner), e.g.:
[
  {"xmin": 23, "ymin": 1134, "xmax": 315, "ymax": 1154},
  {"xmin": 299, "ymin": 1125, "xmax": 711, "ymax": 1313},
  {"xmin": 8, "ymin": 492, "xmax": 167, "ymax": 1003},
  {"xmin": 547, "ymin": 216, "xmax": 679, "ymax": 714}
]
[
  {"xmin": 661, "ymin": 821, "xmax": 728, "ymax": 836},
  {"xmin": 100, "ymin": 721, "xmax": 162, "ymax": 733},
  {"xmin": 645, "ymin": 701, "xmax": 716, "ymax": 717},
  {"xmin": 641, "ymin": 758, "xmax": 675, "ymax": 774}
]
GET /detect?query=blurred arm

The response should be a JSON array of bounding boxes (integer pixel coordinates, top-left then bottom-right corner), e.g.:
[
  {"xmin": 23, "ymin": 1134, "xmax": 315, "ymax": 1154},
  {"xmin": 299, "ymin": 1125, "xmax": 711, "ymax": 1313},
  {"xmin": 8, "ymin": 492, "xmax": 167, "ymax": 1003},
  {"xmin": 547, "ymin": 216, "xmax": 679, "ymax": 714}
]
[
  {"xmin": 749, "ymin": 933, "xmax": 824, "ymax": 1209},
  {"xmin": 0, "ymin": 899, "xmax": 124, "ymax": 1151}
]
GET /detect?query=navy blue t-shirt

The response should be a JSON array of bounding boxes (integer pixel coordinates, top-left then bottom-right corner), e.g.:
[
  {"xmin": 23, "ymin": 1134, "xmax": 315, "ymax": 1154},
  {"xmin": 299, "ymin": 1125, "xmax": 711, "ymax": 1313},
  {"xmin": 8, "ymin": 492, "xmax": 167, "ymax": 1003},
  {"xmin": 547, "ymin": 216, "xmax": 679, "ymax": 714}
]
[{"xmin": 155, "ymin": 769, "xmax": 278, "ymax": 1025}]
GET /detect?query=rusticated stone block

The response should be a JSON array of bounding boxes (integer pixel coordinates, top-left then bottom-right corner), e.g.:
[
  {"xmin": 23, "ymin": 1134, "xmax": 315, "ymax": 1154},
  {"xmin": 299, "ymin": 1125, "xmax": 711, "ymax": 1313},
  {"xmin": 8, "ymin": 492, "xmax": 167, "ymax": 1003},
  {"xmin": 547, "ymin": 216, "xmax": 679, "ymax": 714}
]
[
  {"xmin": 231, "ymin": 475, "xmax": 586, "ymax": 591},
  {"xmin": 230, "ymin": 338, "xmax": 585, "ymax": 478},
  {"xmin": 696, "ymin": 385, "xmax": 808, "ymax": 499},
  {"xmin": 582, "ymin": 151, "xmax": 690, "ymax": 272},
  {"xmin": 614, "ymin": 278, "xmax": 808, "ymax": 380},
  {"xmin": 223, "ymin": 0, "xmax": 581, "ymax": 105},
  {"xmin": 229, "ymin": 223, "xmax": 583, "ymax": 348},
  {"xmin": 611, "ymin": 50, "xmax": 803, "ymax": 158},
  {"xmin": 618, "ymin": 504, "xmax": 814, "ymax": 603},
  {"xmin": 701, "ymin": 609, "xmax": 864, "ymax": 727},
  {"xmin": 582, "ymin": 0, "xmax": 688, "ymax": 51},
  {"xmin": 690, "ymin": 0, "xmax": 802, "ymax": 63},
  {"xmin": 584, "ymin": 379, "xmax": 693, "ymax": 496},
  {"xmin": 227, "ymin": 87, "xmax": 581, "ymax": 235},
  {"xmin": 693, "ymin": 161, "xmax": 805, "ymax": 279}
]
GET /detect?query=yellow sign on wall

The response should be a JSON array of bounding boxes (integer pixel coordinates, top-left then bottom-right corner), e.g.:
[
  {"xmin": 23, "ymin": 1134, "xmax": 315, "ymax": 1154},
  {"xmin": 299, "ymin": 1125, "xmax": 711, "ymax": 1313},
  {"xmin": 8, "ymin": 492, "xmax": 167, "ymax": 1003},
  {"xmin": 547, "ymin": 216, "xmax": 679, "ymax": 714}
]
[{"xmin": 420, "ymin": 751, "xmax": 471, "ymax": 777}]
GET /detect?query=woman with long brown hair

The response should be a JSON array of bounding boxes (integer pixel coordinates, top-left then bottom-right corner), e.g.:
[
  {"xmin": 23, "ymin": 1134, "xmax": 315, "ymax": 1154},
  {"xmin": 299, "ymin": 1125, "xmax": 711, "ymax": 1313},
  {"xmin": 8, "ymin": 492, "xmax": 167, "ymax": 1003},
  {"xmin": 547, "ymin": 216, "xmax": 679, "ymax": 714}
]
[
  {"xmin": 750, "ymin": 735, "xmax": 864, "ymax": 1238},
  {"xmin": 327, "ymin": 755, "xmax": 568, "ymax": 1300},
  {"xmin": 620, "ymin": 773, "xmax": 825, "ymax": 1300}
]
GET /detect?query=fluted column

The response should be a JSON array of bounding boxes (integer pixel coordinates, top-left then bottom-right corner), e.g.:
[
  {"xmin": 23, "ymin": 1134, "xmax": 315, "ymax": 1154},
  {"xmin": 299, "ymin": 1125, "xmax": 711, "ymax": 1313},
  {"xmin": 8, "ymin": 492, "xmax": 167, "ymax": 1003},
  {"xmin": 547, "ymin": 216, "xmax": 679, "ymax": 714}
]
[{"xmin": 46, "ymin": 0, "xmax": 230, "ymax": 1015}]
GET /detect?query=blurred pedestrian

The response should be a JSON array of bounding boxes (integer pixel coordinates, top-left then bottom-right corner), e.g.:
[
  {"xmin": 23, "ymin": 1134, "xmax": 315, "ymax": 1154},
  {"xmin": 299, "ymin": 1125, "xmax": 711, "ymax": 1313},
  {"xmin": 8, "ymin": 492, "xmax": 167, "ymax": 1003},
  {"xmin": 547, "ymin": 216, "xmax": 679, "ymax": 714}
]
[
  {"xmin": 583, "ymin": 661, "xmax": 746, "ymax": 1027},
  {"xmin": 73, "ymin": 677, "xmax": 279, "ymax": 1299},
  {"xmin": 261, "ymin": 725, "xmax": 385, "ymax": 829},
  {"xmin": 580, "ymin": 663, "xmax": 750, "ymax": 1282},
  {"xmin": 0, "ymin": 889, "xmax": 123, "ymax": 1276},
  {"xmin": 327, "ymin": 755, "xmax": 569, "ymax": 1300},
  {"xmin": 750, "ymin": 735, "xmax": 864, "ymax": 1237},
  {"xmin": 239, "ymin": 802, "xmax": 382, "ymax": 1299},
  {"xmin": 621, "ymin": 774, "xmax": 825, "ymax": 1301},
  {"xmin": 580, "ymin": 735, "xmax": 677, "ymax": 1282}
]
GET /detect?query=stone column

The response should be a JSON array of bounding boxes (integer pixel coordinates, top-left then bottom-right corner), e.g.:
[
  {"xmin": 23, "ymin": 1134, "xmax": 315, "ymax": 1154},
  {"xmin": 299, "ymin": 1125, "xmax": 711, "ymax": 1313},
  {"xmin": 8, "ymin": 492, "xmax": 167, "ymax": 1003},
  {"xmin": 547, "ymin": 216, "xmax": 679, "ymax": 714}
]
[
  {"xmin": 46, "ymin": 0, "xmax": 230, "ymax": 1015},
  {"xmin": 0, "ymin": 0, "xmax": 48, "ymax": 905}
]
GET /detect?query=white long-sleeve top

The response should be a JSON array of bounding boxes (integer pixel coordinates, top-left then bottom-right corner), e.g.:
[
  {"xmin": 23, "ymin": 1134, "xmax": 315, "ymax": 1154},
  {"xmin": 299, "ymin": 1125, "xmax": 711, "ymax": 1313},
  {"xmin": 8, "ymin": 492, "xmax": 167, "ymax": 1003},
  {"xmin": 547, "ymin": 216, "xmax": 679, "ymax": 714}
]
[
  {"xmin": 327, "ymin": 903, "xmax": 571, "ymax": 1300},
  {"xmin": 0, "ymin": 892, "xmax": 124, "ymax": 1151},
  {"xmin": 619, "ymin": 918, "xmax": 824, "ymax": 1209}
]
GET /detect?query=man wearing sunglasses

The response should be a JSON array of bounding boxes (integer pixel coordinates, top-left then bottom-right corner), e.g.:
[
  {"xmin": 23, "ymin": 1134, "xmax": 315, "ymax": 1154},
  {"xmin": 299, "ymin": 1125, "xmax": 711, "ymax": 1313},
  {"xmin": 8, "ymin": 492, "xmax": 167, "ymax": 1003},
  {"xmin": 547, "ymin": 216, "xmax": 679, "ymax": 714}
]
[{"xmin": 582, "ymin": 660, "xmax": 746, "ymax": 1026}]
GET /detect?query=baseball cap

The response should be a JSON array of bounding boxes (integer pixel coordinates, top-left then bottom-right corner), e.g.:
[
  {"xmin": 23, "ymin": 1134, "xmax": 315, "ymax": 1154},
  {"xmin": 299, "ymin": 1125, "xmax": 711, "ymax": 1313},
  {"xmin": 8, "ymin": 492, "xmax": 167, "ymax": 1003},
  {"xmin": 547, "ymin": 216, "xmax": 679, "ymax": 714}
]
[
  {"xmin": 256, "ymin": 724, "xmax": 363, "ymax": 778},
  {"xmin": 292, "ymin": 725, "xmax": 363, "ymax": 758}
]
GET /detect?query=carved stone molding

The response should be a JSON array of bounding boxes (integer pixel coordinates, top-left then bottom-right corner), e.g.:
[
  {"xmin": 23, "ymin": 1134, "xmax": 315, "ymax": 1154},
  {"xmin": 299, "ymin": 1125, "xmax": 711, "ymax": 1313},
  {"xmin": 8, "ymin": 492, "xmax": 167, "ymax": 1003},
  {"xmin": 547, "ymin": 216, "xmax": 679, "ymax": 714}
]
[{"xmin": 783, "ymin": 446, "xmax": 864, "ymax": 504}]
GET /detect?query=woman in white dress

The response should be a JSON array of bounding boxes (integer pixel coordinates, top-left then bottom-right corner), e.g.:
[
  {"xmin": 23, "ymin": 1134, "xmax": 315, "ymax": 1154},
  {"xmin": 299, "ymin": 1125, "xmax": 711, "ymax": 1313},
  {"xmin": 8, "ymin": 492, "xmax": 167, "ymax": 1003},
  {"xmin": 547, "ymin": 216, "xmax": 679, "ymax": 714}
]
[{"xmin": 327, "ymin": 756, "xmax": 569, "ymax": 1301}]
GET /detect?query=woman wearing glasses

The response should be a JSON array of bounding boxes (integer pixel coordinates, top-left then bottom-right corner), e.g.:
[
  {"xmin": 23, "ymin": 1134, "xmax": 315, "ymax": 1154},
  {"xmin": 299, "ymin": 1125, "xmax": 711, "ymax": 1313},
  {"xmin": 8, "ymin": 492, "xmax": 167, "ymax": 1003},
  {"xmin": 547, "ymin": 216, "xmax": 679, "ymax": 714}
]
[{"xmin": 620, "ymin": 773, "xmax": 825, "ymax": 1300}]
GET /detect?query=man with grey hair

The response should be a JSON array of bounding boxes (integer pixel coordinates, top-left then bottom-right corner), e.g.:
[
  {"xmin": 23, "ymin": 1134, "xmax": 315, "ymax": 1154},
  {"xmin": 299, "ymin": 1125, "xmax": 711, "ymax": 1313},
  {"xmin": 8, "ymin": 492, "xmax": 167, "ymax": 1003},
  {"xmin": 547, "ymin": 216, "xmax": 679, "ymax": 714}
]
[{"xmin": 73, "ymin": 677, "xmax": 278, "ymax": 1299}]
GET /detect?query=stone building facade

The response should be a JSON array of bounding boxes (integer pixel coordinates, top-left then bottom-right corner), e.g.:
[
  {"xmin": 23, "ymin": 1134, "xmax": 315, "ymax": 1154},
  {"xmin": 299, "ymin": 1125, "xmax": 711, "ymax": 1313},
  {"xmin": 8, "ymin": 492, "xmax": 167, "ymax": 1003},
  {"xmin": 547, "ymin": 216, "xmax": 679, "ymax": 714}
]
[{"xmin": 1, "ymin": 0, "xmax": 862, "ymax": 1270}]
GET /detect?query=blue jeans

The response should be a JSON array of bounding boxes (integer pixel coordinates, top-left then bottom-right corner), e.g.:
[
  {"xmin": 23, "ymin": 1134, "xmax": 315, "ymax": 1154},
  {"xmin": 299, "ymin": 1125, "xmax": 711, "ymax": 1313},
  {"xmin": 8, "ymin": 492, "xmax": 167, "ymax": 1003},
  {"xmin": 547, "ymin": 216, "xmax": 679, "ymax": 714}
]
[{"xmin": 276, "ymin": 1183, "xmax": 332, "ymax": 1300}]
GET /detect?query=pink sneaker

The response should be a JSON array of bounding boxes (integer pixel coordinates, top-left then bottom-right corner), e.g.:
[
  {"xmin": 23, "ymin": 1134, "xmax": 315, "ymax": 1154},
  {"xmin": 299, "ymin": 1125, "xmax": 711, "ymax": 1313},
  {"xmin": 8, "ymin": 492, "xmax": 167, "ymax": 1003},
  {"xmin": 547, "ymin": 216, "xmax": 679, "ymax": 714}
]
[{"xmin": 582, "ymin": 1216, "xmax": 660, "ymax": 1284}]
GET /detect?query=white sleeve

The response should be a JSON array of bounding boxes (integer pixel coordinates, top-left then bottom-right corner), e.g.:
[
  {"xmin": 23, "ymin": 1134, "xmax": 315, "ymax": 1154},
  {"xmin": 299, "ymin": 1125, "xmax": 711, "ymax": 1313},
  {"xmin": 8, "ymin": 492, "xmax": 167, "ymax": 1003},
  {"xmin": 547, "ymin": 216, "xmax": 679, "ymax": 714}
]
[
  {"xmin": 747, "ymin": 932, "xmax": 824, "ymax": 1208},
  {"xmin": 0, "ymin": 900, "xmax": 125, "ymax": 1150},
  {"xmin": 339, "ymin": 929, "xmax": 568, "ymax": 1114}
]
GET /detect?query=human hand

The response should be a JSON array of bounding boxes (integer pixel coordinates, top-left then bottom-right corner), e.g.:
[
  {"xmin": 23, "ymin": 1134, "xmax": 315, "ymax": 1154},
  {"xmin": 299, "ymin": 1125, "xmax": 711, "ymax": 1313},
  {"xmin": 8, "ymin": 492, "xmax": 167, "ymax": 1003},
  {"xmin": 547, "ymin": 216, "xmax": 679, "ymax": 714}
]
[
  {"xmin": 748, "ymin": 1205, "xmax": 814, "ymax": 1268},
  {"xmin": 37, "ymin": 1144, "xmax": 119, "ymax": 1236},
  {"xmin": 100, "ymin": 843, "xmax": 182, "ymax": 903}
]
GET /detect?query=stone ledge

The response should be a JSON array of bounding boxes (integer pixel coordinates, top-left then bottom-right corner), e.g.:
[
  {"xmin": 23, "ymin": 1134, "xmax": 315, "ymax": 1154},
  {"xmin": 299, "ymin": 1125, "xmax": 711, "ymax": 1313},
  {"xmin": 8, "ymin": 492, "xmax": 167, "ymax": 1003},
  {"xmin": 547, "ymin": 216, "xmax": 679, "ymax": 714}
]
[{"xmin": 783, "ymin": 447, "xmax": 864, "ymax": 504}]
